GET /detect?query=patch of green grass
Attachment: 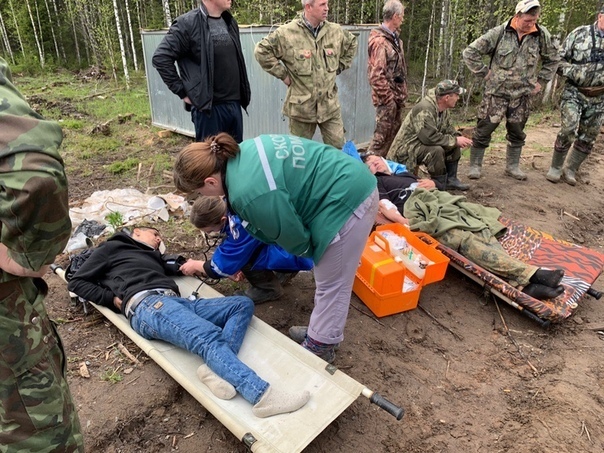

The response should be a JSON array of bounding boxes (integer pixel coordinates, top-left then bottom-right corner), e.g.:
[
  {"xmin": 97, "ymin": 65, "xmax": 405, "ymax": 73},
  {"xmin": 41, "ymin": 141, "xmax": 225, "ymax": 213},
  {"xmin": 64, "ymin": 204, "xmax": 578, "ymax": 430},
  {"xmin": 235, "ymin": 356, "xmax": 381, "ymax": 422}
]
[
  {"xmin": 60, "ymin": 119, "xmax": 85, "ymax": 130},
  {"xmin": 100, "ymin": 368, "xmax": 123, "ymax": 384},
  {"xmin": 106, "ymin": 158, "xmax": 140, "ymax": 174}
]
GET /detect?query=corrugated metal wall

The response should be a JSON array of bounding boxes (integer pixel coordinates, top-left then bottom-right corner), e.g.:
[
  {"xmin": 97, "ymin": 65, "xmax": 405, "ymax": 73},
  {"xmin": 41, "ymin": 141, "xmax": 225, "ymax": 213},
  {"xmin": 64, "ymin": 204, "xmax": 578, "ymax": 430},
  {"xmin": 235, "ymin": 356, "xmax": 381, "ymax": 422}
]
[{"xmin": 141, "ymin": 25, "xmax": 375, "ymax": 143}]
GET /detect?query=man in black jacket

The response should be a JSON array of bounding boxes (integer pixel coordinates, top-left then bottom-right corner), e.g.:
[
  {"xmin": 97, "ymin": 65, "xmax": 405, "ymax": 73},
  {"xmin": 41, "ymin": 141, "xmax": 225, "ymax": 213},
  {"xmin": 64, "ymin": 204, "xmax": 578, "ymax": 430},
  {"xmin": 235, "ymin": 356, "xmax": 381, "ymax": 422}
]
[
  {"xmin": 152, "ymin": 0, "xmax": 251, "ymax": 142},
  {"xmin": 67, "ymin": 226, "xmax": 309, "ymax": 418}
]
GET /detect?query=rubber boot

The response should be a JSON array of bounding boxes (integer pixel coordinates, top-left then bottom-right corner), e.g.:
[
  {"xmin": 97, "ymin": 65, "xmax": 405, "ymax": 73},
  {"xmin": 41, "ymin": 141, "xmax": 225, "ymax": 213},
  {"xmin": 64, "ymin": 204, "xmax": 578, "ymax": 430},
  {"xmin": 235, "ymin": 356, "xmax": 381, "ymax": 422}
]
[
  {"xmin": 545, "ymin": 149, "xmax": 568, "ymax": 183},
  {"xmin": 432, "ymin": 174, "xmax": 447, "ymax": 191},
  {"xmin": 562, "ymin": 147, "xmax": 588, "ymax": 186},
  {"xmin": 445, "ymin": 160, "xmax": 470, "ymax": 191},
  {"xmin": 467, "ymin": 147, "xmax": 485, "ymax": 180},
  {"xmin": 240, "ymin": 268, "xmax": 283, "ymax": 304},
  {"xmin": 504, "ymin": 146, "xmax": 527, "ymax": 180}
]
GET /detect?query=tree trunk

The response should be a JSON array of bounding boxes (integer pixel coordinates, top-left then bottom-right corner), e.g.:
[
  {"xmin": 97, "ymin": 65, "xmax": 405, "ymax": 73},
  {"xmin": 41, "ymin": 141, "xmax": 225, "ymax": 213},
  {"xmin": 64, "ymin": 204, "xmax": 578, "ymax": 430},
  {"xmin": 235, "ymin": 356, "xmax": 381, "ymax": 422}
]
[
  {"xmin": 162, "ymin": 0, "xmax": 172, "ymax": 27},
  {"xmin": 25, "ymin": 0, "xmax": 45, "ymax": 67},
  {"xmin": 436, "ymin": 0, "xmax": 447, "ymax": 77},
  {"xmin": 124, "ymin": 0, "xmax": 139, "ymax": 71},
  {"xmin": 43, "ymin": 0, "xmax": 61, "ymax": 62},
  {"xmin": 421, "ymin": 0, "xmax": 436, "ymax": 97},
  {"xmin": 0, "ymin": 11, "xmax": 15, "ymax": 64},
  {"xmin": 8, "ymin": 0, "xmax": 25, "ymax": 59},
  {"xmin": 113, "ymin": 0, "xmax": 130, "ymax": 86},
  {"xmin": 51, "ymin": 0, "xmax": 67, "ymax": 61}
]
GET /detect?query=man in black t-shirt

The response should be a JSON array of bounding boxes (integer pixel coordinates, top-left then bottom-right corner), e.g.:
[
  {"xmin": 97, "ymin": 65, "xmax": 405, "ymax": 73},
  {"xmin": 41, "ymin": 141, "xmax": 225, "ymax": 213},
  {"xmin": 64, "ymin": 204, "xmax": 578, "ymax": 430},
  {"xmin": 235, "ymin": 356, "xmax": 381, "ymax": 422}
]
[{"xmin": 153, "ymin": 0, "xmax": 251, "ymax": 142}]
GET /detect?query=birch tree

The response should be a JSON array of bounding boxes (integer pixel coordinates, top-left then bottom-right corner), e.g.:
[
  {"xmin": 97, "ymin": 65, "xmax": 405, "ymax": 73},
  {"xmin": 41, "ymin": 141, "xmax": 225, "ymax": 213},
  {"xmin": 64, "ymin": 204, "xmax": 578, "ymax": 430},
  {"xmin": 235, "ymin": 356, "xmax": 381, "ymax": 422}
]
[
  {"xmin": 123, "ymin": 0, "xmax": 138, "ymax": 71},
  {"xmin": 162, "ymin": 0, "xmax": 172, "ymax": 27},
  {"xmin": 43, "ymin": 0, "xmax": 60, "ymax": 62},
  {"xmin": 0, "ymin": 10, "xmax": 14, "ymax": 63},
  {"xmin": 25, "ymin": 0, "xmax": 44, "ymax": 67},
  {"xmin": 111, "ymin": 0, "xmax": 130, "ymax": 85}
]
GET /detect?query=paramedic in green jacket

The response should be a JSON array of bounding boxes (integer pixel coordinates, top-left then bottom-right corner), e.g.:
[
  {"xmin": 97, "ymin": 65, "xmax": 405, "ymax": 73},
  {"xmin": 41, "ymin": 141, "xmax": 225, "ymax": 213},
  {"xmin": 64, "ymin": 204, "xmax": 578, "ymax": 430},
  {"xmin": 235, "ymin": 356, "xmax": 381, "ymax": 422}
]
[
  {"xmin": 254, "ymin": 0, "xmax": 358, "ymax": 149},
  {"xmin": 0, "ymin": 58, "xmax": 84, "ymax": 451},
  {"xmin": 173, "ymin": 133, "xmax": 378, "ymax": 363},
  {"xmin": 546, "ymin": 7, "xmax": 604, "ymax": 186},
  {"xmin": 462, "ymin": 0, "xmax": 560, "ymax": 181}
]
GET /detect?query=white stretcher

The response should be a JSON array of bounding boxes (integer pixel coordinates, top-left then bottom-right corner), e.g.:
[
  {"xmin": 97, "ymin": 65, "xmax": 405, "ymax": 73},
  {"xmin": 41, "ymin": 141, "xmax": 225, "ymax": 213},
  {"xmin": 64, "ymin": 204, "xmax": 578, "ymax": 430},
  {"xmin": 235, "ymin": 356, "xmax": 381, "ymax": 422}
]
[{"xmin": 54, "ymin": 268, "xmax": 403, "ymax": 452}]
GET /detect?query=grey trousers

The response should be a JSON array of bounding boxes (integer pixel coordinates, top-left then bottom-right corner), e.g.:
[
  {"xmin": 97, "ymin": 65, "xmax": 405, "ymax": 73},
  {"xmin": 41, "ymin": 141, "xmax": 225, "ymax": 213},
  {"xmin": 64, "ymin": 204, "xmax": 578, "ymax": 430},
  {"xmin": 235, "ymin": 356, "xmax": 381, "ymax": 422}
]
[{"xmin": 308, "ymin": 189, "xmax": 379, "ymax": 344}]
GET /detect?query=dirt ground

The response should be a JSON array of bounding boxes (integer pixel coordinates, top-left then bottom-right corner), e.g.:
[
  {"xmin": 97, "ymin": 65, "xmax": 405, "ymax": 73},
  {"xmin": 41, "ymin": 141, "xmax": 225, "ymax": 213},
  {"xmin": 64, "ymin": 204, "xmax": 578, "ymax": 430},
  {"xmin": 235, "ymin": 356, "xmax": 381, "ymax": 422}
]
[{"xmin": 43, "ymin": 125, "xmax": 604, "ymax": 453}]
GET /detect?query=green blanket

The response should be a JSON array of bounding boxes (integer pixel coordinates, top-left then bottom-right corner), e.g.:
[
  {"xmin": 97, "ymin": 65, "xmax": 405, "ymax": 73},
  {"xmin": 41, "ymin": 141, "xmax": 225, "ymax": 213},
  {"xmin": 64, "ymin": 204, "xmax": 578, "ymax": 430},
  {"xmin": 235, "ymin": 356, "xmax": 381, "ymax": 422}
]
[{"xmin": 403, "ymin": 188, "xmax": 505, "ymax": 238}]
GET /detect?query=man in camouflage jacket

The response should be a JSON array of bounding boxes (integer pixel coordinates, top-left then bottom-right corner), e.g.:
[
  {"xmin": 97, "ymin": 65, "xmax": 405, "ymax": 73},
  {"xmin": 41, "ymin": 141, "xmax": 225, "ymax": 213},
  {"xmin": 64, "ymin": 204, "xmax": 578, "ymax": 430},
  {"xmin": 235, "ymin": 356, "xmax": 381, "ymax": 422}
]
[
  {"xmin": 387, "ymin": 80, "xmax": 472, "ymax": 191},
  {"xmin": 462, "ymin": 0, "xmax": 560, "ymax": 181},
  {"xmin": 546, "ymin": 7, "xmax": 604, "ymax": 186},
  {"xmin": 254, "ymin": 0, "xmax": 357, "ymax": 149},
  {"xmin": 367, "ymin": 0, "xmax": 408, "ymax": 156},
  {"xmin": 0, "ymin": 58, "xmax": 84, "ymax": 452}
]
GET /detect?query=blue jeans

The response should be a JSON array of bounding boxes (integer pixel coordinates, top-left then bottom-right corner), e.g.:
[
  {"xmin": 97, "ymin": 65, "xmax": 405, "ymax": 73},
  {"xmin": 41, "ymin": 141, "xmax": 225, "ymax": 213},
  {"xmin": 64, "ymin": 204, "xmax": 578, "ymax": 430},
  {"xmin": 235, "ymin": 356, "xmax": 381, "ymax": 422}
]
[
  {"xmin": 129, "ymin": 294, "xmax": 269, "ymax": 404},
  {"xmin": 191, "ymin": 101, "xmax": 243, "ymax": 143}
]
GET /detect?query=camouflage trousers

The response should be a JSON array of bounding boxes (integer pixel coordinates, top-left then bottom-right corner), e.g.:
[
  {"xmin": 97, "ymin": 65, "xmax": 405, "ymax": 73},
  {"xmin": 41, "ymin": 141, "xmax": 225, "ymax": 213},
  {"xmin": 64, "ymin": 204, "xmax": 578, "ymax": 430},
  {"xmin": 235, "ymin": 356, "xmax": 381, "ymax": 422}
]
[
  {"xmin": 289, "ymin": 113, "xmax": 345, "ymax": 149},
  {"xmin": 0, "ymin": 279, "xmax": 84, "ymax": 453},
  {"xmin": 473, "ymin": 95, "xmax": 532, "ymax": 149},
  {"xmin": 556, "ymin": 87, "xmax": 604, "ymax": 154},
  {"xmin": 439, "ymin": 228, "xmax": 537, "ymax": 287},
  {"xmin": 414, "ymin": 144, "xmax": 461, "ymax": 176},
  {"xmin": 369, "ymin": 101, "xmax": 404, "ymax": 157}
]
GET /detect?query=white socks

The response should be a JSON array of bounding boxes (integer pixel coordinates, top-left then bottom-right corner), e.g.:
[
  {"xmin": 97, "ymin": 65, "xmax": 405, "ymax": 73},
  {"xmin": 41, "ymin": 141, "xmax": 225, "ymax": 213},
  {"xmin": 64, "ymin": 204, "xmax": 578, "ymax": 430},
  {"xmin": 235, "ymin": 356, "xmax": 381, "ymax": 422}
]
[
  {"xmin": 252, "ymin": 386, "xmax": 310, "ymax": 418},
  {"xmin": 196, "ymin": 364, "xmax": 236, "ymax": 400}
]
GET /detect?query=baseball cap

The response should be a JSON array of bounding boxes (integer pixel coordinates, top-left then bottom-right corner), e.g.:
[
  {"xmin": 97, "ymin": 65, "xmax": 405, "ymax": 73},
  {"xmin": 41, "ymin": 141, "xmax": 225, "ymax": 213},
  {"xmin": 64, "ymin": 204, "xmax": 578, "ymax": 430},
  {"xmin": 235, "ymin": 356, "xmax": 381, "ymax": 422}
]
[
  {"xmin": 435, "ymin": 80, "xmax": 466, "ymax": 96},
  {"xmin": 515, "ymin": 0, "xmax": 540, "ymax": 14}
]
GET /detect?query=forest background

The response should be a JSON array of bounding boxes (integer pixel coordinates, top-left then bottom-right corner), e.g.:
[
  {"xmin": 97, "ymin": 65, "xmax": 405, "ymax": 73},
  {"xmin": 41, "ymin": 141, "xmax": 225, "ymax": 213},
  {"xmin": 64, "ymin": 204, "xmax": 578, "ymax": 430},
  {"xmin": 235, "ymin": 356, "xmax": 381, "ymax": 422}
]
[{"xmin": 1, "ymin": 0, "xmax": 603, "ymax": 93}]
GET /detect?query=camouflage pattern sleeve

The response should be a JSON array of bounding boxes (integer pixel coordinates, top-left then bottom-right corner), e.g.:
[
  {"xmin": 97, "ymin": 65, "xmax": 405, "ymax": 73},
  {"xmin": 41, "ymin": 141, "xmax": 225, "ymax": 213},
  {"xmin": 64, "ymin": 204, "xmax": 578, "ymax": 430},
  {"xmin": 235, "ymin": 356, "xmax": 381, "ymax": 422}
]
[
  {"xmin": 338, "ymin": 28, "xmax": 358, "ymax": 74},
  {"xmin": 0, "ymin": 58, "xmax": 71, "ymax": 277},
  {"xmin": 254, "ymin": 28, "xmax": 289, "ymax": 81},
  {"xmin": 415, "ymin": 109, "xmax": 457, "ymax": 148},
  {"xmin": 536, "ymin": 26, "xmax": 560, "ymax": 85},
  {"xmin": 557, "ymin": 25, "xmax": 604, "ymax": 87},
  {"xmin": 462, "ymin": 25, "xmax": 506, "ymax": 78}
]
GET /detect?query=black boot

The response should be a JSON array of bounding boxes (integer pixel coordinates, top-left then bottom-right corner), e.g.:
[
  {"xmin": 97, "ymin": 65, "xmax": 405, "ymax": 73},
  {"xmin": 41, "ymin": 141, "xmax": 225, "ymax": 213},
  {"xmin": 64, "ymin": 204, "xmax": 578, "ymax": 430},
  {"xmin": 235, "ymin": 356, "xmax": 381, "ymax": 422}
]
[
  {"xmin": 529, "ymin": 268, "xmax": 564, "ymax": 287},
  {"xmin": 445, "ymin": 160, "xmax": 470, "ymax": 191},
  {"xmin": 523, "ymin": 284, "xmax": 564, "ymax": 301},
  {"xmin": 276, "ymin": 271, "xmax": 299, "ymax": 287},
  {"xmin": 432, "ymin": 174, "xmax": 447, "ymax": 190},
  {"xmin": 240, "ymin": 267, "xmax": 283, "ymax": 304}
]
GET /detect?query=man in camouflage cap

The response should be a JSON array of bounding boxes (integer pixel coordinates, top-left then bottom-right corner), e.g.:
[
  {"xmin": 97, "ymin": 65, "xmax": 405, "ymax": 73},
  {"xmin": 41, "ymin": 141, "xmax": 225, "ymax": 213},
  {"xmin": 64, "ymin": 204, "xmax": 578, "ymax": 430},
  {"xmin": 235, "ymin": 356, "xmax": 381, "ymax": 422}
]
[
  {"xmin": 387, "ymin": 80, "xmax": 472, "ymax": 191},
  {"xmin": 367, "ymin": 0, "xmax": 408, "ymax": 156},
  {"xmin": 254, "ymin": 0, "xmax": 357, "ymax": 149},
  {"xmin": 0, "ymin": 58, "xmax": 84, "ymax": 451},
  {"xmin": 463, "ymin": 0, "xmax": 560, "ymax": 181},
  {"xmin": 546, "ymin": 6, "xmax": 604, "ymax": 185}
]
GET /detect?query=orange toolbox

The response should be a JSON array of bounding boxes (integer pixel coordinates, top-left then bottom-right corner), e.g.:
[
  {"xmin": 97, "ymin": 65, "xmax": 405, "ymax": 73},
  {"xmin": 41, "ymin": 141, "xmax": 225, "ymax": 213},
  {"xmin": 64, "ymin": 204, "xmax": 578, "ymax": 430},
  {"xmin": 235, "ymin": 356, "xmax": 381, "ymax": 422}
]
[{"xmin": 353, "ymin": 223, "xmax": 450, "ymax": 317}]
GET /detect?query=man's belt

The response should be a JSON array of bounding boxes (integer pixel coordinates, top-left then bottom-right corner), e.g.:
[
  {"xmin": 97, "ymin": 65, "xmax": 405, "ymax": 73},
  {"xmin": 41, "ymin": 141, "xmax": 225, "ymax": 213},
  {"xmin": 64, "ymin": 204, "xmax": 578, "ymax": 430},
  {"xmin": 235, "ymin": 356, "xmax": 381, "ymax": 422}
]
[{"xmin": 125, "ymin": 288, "xmax": 179, "ymax": 318}]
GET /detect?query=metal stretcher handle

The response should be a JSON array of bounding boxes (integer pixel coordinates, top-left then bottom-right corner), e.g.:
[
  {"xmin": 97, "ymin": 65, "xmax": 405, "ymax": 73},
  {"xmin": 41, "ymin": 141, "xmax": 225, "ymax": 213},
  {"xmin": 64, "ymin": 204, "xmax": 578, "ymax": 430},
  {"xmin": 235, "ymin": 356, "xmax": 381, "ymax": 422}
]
[
  {"xmin": 362, "ymin": 388, "xmax": 405, "ymax": 420},
  {"xmin": 587, "ymin": 287, "xmax": 603, "ymax": 300}
]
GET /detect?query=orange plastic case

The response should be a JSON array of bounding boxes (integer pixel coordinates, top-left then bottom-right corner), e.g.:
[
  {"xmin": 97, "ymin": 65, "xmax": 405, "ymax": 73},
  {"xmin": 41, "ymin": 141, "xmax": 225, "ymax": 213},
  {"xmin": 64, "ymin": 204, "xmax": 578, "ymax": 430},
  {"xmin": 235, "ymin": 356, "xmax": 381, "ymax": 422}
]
[{"xmin": 353, "ymin": 224, "xmax": 450, "ymax": 317}]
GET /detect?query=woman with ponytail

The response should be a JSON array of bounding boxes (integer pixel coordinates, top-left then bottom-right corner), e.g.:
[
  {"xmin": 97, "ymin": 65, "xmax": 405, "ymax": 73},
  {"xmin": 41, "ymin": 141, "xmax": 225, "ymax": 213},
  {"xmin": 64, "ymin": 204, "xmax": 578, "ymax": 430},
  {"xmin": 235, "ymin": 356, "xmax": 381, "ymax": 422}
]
[{"xmin": 174, "ymin": 133, "xmax": 378, "ymax": 363}]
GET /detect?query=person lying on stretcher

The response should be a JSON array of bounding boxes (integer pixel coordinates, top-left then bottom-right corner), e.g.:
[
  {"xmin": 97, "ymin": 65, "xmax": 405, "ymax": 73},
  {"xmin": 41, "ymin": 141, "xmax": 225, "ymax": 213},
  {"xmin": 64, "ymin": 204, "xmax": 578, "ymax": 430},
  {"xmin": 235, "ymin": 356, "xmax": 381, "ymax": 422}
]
[
  {"xmin": 67, "ymin": 225, "xmax": 310, "ymax": 418},
  {"xmin": 363, "ymin": 154, "xmax": 565, "ymax": 300}
]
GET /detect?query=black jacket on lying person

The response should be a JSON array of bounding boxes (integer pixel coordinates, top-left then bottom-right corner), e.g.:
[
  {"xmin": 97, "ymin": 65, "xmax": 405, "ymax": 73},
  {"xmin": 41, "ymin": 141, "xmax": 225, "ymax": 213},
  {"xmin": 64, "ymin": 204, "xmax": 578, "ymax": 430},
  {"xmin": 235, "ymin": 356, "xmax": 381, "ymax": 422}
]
[
  {"xmin": 375, "ymin": 170, "xmax": 420, "ymax": 211},
  {"xmin": 67, "ymin": 231, "xmax": 181, "ymax": 315}
]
